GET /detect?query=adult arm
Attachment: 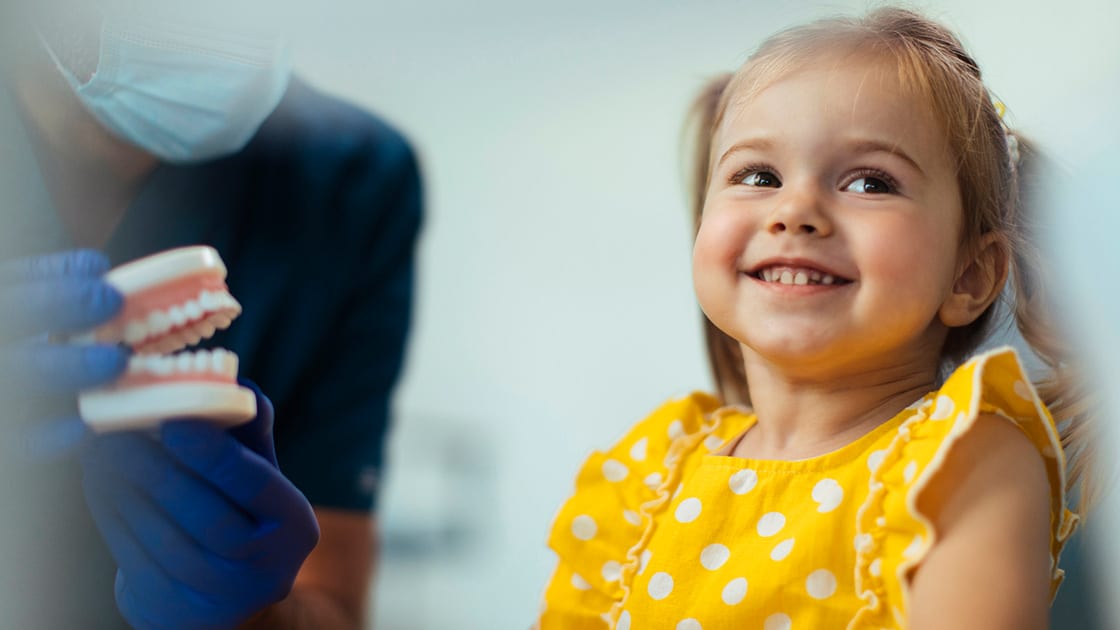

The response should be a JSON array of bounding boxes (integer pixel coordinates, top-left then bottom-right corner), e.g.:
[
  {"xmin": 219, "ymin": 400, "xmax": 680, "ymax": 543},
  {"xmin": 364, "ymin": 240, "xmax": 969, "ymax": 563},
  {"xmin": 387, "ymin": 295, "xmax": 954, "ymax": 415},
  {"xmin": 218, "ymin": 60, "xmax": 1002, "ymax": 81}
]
[{"xmin": 242, "ymin": 509, "xmax": 376, "ymax": 630}]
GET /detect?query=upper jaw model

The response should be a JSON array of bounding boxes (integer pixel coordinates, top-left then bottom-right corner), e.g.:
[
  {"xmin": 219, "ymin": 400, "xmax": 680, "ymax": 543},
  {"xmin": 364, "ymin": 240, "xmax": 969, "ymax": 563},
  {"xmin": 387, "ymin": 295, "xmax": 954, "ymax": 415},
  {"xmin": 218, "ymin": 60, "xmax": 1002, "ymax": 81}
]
[{"xmin": 76, "ymin": 246, "xmax": 257, "ymax": 432}]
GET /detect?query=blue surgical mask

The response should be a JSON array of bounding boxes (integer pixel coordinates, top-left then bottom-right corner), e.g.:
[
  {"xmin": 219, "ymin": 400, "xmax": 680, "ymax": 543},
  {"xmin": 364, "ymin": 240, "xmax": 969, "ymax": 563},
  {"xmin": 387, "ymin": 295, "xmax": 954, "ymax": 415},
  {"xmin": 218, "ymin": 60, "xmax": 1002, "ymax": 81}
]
[{"xmin": 40, "ymin": 11, "xmax": 291, "ymax": 164}]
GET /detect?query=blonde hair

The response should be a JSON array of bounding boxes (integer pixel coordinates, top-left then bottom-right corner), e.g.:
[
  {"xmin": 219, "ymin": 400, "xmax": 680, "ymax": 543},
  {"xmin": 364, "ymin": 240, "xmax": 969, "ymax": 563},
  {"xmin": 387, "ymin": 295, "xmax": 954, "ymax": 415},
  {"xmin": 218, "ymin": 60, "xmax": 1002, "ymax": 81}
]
[{"xmin": 687, "ymin": 7, "xmax": 1094, "ymax": 509}]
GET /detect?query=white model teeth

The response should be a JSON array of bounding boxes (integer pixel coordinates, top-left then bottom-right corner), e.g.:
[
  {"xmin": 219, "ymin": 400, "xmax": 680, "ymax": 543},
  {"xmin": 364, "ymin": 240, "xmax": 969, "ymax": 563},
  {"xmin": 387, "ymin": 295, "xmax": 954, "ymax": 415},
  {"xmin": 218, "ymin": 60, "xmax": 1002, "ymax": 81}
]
[
  {"xmin": 121, "ymin": 289, "xmax": 242, "ymax": 350},
  {"xmin": 126, "ymin": 349, "xmax": 238, "ymax": 379},
  {"xmin": 757, "ymin": 267, "xmax": 839, "ymax": 286}
]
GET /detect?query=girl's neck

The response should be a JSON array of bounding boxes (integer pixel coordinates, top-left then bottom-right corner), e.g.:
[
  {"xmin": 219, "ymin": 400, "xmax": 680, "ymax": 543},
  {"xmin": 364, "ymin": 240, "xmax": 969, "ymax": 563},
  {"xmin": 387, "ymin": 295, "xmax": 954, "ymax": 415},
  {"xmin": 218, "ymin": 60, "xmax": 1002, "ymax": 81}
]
[{"xmin": 730, "ymin": 347, "xmax": 940, "ymax": 461}]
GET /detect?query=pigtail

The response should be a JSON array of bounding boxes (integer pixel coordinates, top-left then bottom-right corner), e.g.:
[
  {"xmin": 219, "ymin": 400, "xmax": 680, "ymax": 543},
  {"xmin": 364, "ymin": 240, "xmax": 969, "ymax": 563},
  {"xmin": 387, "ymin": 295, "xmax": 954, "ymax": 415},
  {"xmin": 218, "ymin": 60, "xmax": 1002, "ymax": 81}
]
[
  {"xmin": 685, "ymin": 74, "xmax": 750, "ymax": 406},
  {"xmin": 1006, "ymin": 133, "xmax": 1098, "ymax": 512}
]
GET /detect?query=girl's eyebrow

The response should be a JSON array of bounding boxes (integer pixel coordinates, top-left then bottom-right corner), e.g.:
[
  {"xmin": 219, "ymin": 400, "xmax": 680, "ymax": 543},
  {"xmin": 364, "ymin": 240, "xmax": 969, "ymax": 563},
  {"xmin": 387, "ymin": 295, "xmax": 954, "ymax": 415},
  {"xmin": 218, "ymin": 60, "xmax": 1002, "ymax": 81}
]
[
  {"xmin": 845, "ymin": 139, "xmax": 926, "ymax": 177},
  {"xmin": 715, "ymin": 138, "xmax": 775, "ymax": 169}
]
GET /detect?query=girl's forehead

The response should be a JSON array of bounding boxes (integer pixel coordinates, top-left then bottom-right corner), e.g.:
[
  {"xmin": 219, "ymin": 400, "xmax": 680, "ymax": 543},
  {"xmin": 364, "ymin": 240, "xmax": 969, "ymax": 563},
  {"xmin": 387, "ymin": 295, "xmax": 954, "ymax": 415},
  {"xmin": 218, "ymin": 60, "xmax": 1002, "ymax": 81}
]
[{"xmin": 713, "ymin": 56, "xmax": 949, "ymax": 163}]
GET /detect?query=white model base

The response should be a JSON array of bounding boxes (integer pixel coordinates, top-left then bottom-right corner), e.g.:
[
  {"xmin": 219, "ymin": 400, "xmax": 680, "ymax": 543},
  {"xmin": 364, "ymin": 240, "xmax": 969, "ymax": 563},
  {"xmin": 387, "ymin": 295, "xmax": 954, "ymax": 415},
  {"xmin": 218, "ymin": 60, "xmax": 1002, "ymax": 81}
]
[{"xmin": 79, "ymin": 382, "xmax": 257, "ymax": 433}]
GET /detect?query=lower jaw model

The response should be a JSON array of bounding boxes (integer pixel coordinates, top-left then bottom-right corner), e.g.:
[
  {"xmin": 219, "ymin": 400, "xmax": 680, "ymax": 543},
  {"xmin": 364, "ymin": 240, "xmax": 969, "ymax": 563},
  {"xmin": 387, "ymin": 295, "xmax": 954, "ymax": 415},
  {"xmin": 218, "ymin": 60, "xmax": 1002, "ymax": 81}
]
[{"xmin": 77, "ymin": 246, "xmax": 257, "ymax": 432}]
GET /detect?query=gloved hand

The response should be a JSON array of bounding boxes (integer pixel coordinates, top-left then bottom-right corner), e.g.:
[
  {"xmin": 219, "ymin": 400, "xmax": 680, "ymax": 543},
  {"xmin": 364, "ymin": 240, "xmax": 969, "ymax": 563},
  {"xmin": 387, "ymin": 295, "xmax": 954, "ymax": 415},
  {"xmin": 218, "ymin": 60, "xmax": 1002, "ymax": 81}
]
[
  {"xmin": 80, "ymin": 381, "xmax": 321, "ymax": 630},
  {"xmin": 0, "ymin": 250, "xmax": 129, "ymax": 458}
]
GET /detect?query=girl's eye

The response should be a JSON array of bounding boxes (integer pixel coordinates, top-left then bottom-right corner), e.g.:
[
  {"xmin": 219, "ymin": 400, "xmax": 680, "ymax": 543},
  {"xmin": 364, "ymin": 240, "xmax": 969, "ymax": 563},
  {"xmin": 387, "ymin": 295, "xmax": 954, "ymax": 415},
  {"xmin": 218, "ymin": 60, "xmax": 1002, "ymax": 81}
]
[
  {"xmin": 739, "ymin": 171, "xmax": 781, "ymax": 188},
  {"xmin": 843, "ymin": 171, "xmax": 897, "ymax": 194}
]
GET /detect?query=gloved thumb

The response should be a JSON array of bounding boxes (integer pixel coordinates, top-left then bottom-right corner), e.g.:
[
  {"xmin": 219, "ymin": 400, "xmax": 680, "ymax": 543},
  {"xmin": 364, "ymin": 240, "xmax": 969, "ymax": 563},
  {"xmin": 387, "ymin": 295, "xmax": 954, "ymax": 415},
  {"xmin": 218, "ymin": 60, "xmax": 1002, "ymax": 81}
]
[{"xmin": 227, "ymin": 378, "xmax": 278, "ymax": 468}]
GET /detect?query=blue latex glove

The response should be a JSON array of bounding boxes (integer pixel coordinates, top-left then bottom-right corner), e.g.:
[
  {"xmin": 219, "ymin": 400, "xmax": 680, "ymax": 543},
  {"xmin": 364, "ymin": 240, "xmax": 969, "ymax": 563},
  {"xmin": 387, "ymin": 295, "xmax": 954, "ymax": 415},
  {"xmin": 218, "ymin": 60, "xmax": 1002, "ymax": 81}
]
[
  {"xmin": 0, "ymin": 250, "xmax": 129, "ymax": 457},
  {"xmin": 80, "ymin": 381, "xmax": 321, "ymax": 630}
]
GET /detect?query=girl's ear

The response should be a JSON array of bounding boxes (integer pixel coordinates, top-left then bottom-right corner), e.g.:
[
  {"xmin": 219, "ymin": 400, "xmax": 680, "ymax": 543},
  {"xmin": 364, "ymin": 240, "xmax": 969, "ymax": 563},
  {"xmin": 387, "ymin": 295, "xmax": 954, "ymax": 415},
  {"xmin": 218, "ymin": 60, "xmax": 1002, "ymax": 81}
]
[{"xmin": 939, "ymin": 233, "xmax": 1009, "ymax": 328}]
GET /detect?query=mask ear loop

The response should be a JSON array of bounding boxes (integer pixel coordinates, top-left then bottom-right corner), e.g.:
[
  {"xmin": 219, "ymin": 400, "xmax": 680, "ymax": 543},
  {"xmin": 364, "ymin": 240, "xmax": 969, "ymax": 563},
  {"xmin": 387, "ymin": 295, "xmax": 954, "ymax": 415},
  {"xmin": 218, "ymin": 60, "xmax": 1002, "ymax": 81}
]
[{"xmin": 35, "ymin": 29, "xmax": 95, "ymax": 92}]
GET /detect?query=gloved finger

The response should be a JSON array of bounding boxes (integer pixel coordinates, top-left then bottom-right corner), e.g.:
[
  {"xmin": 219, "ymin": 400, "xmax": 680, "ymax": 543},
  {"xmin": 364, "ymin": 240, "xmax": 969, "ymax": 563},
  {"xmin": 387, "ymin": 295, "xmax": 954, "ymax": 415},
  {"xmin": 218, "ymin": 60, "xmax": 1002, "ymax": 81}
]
[
  {"xmin": 82, "ymin": 483, "xmax": 194, "ymax": 630},
  {"xmin": 113, "ymin": 573, "xmax": 182, "ymax": 630},
  {"xmin": 227, "ymin": 379, "xmax": 277, "ymax": 467},
  {"xmin": 0, "ymin": 277, "xmax": 123, "ymax": 341},
  {"xmin": 160, "ymin": 420, "xmax": 314, "ymax": 525},
  {"xmin": 0, "ymin": 342, "xmax": 128, "ymax": 392},
  {"xmin": 16, "ymin": 415, "xmax": 92, "ymax": 462},
  {"xmin": 0, "ymin": 249, "xmax": 110, "ymax": 283},
  {"xmin": 82, "ymin": 432, "xmax": 258, "ymax": 559},
  {"xmin": 83, "ymin": 464, "xmax": 249, "ymax": 600}
]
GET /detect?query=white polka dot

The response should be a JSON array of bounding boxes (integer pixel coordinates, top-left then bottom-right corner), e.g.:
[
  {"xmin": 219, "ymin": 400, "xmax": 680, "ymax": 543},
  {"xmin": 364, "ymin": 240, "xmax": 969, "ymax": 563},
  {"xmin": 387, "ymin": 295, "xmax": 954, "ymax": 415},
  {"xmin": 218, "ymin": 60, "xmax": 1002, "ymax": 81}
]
[
  {"xmin": 704, "ymin": 434, "xmax": 724, "ymax": 451},
  {"xmin": 904, "ymin": 534, "xmax": 924, "ymax": 559},
  {"xmin": 571, "ymin": 573, "xmax": 591, "ymax": 591},
  {"xmin": 903, "ymin": 461, "xmax": 918, "ymax": 483},
  {"xmin": 676, "ymin": 619, "xmax": 702, "ymax": 630},
  {"xmin": 623, "ymin": 509, "xmax": 641, "ymax": 526},
  {"xmin": 876, "ymin": 516, "xmax": 887, "ymax": 527},
  {"xmin": 629, "ymin": 437, "xmax": 648, "ymax": 462},
  {"xmin": 648, "ymin": 571, "xmax": 674, "ymax": 600},
  {"xmin": 729, "ymin": 468, "xmax": 758, "ymax": 495},
  {"xmin": 764, "ymin": 613, "xmax": 792, "ymax": 630},
  {"xmin": 770, "ymin": 538, "xmax": 795, "ymax": 561},
  {"xmin": 867, "ymin": 449, "xmax": 888, "ymax": 473},
  {"xmin": 639, "ymin": 549, "xmax": 652, "ymax": 574},
  {"xmin": 671, "ymin": 483, "xmax": 683, "ymax": 501},
  {"xmin": 644, "ymin": 472, "xmax": 663, "ymax": 491},
  {"xmin": 869, "ymin": 558, "xmax": 882, "ymax": 577},
  {"xmin": 668, "ymin": 419, "xmax": 685, "ymax": 439},
  {"xmin": 700, "ymin": 544, "xmax": 730, "ymax": 570},
  {"xmin": 600, "ymin": 612, "xmax": 611, "ymax": 624},
  {"xmin": 675, "ymin": 497, "xmax": 703, "ymax": 523},
  {"xmin": 930, "ymin": 394, "xmax": 955, "ymax": 420},
  {"xmin": 757, "ymin": 512, "xmax": 786, "ymax": 537},
  {"xmin": 617, "ymin": 610, "xmax": 632, "ymax": 630},
  {"xmin": 602, "ymin": 458, "xmax": 629, "ymax": 482},
  {"xmin": 806, "ymin": 568, "xmax": 837, "ymax": 599},
  {"xmin": 602, "ymin": 560, "xmax": 622, "ymax": 582},
  {"xmin": 1014, "ymin": 379, "xmax": 1034, "ymax": 401},
  {"xmin": 854, "ymin": 533, "xmax": 872, "ymax": 552},
  {"xmin": 811, "ymin": 478, "xmax": 844, "ymax": 513},
  {"xmin": 572, "ymin": 515, "xmax": 597, "ymax": 540},
  {"xmin": 721, "ymin": 577, "xmax": 748, "ymax": 605}
]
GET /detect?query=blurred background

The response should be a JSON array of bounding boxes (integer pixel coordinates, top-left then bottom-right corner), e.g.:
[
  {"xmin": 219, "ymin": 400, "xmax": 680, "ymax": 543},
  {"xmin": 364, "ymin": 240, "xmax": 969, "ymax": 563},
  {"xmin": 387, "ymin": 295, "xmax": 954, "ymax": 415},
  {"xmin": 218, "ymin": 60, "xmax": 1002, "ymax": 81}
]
[{"xmin": 273, "ymin": 1, "xmax": 1118, "ymax": 628}]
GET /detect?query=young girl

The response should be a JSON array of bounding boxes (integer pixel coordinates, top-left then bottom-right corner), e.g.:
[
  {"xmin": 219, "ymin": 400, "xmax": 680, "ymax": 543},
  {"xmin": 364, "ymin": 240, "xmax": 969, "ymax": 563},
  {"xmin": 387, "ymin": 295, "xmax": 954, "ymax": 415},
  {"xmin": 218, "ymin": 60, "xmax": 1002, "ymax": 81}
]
[{"xmin": 536, "ymin": 7, "xmax": 1089, "ymax": 629}]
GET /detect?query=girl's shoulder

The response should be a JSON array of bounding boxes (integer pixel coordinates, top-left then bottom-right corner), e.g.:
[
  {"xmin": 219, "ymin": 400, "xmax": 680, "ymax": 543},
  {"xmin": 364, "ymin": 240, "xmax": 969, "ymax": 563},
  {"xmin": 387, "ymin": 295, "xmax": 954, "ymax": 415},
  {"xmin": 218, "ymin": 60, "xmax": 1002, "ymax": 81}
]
[
  {"xmin": 849, "ymin": 346, "xmax": 1079, "ymax": 628},
  {"xmin": 542, "ymin": 392, "xmax": 754, "ymax": 623}
]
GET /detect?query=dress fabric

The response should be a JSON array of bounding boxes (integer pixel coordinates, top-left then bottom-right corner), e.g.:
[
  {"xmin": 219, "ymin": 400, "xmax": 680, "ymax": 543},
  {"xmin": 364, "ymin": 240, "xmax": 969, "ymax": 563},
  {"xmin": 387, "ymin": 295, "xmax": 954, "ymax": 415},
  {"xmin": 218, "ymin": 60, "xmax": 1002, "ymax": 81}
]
[{"xmin": 538, "ymin": 347, "xmax": 1078, "ymax": 630}]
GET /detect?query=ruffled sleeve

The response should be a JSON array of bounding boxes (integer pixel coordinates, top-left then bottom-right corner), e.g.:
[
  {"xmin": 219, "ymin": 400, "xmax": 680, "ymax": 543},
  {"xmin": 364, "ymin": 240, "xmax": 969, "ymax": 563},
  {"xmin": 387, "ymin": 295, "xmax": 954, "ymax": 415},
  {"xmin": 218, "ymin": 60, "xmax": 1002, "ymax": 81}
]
[
  {"xmin": 537, "ymin": 392, "xmax": 726, "ymax": 629},
  {"xmin": 849, "ymin": 347, "xmax": 1079, "ymax": 629}
]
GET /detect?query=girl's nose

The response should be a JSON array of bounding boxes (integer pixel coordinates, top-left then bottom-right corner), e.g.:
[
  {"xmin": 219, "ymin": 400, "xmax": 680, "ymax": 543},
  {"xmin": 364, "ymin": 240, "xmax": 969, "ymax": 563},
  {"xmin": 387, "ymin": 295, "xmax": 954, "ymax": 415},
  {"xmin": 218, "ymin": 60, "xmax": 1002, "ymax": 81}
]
[{"xmin": 766, "ymin": 188, "xmax": 833, "ymax": 236}]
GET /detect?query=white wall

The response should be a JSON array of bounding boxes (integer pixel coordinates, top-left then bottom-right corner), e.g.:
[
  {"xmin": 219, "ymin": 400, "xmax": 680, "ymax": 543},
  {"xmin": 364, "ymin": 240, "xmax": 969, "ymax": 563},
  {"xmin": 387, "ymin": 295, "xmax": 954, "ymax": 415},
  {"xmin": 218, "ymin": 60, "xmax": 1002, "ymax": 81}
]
[{"xmin": 285, "ymin": 2, "xmax": 1120, "ymax": 627}]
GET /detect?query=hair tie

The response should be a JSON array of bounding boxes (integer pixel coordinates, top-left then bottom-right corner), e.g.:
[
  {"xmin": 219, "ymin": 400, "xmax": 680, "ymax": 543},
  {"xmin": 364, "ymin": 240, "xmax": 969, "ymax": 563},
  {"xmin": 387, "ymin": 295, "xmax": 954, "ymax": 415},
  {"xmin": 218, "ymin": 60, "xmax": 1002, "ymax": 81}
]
[{"xmin": 993, "ymin": 100, "xmax": 1020, "ymax": 169}]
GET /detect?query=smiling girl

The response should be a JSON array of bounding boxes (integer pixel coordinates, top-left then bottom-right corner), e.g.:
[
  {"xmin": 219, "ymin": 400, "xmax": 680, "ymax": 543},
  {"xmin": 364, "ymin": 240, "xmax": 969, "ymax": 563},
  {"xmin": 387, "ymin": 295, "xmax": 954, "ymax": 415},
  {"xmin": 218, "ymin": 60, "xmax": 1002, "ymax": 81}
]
[{"xmin": 536, "ymin": 7, "xmax": 1087, "ymax": 630}]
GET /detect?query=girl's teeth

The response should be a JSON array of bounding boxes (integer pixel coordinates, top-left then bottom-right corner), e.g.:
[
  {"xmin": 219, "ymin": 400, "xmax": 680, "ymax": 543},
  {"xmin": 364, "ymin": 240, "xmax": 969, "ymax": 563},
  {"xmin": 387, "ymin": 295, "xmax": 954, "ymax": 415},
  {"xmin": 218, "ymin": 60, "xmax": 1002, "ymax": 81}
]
[{"xmin": 758, "ymin": 267, "xmax": 842, "ymax": 286}]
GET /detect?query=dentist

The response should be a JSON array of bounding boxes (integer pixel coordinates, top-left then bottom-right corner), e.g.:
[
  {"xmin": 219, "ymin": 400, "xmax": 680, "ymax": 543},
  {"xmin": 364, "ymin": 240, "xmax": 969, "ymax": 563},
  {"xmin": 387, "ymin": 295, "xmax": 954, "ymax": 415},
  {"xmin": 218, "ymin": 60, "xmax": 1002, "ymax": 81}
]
[{"xmin": 0, "ymin": 1, "xmax": 421, "ymax": 628}]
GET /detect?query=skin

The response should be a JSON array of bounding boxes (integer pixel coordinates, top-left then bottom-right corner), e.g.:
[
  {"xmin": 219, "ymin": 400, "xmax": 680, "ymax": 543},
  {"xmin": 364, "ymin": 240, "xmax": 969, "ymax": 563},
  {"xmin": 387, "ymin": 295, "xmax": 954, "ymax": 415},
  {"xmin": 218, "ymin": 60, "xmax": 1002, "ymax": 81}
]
[
  {"xmin": 11, "ymin": 34, "xmax": 375, "ymax": 630},
  {"xmin": 696, "ymin": 55, "xmax": 1050, "ymax": 628}
]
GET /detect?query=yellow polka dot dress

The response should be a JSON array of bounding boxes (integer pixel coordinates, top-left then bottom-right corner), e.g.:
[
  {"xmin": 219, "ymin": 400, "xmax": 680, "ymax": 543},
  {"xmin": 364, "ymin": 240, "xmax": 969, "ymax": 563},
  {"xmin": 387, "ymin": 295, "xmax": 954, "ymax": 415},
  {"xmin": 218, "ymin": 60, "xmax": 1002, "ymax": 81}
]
[{"xmin": 538, "ymin": 348, "xmax": 1078, "ymax": 629}]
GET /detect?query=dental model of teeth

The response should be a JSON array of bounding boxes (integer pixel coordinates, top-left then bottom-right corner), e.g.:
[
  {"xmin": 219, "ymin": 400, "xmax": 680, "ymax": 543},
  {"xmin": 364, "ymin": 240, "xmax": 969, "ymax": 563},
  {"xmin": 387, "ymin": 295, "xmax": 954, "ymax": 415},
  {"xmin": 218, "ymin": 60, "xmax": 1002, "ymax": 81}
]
[{"xmin": 77, "ymin": 246, "xmax": 257, "ymax": 432}]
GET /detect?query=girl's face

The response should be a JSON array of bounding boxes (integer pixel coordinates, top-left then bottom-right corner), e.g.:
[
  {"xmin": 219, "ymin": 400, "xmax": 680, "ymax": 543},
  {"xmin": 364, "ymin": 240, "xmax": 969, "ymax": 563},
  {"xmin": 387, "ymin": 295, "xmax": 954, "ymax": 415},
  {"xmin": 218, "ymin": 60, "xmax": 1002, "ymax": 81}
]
[{"xmin": 693, "ymin": 57, "xmax": 966, "ymax": 379}]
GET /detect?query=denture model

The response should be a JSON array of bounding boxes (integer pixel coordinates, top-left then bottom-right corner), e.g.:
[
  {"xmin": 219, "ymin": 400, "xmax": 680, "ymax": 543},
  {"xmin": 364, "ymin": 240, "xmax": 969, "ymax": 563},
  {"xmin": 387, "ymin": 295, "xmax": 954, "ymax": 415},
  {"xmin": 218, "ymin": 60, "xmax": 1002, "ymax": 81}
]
[{"xmin": 76, "ymin": 246, "xmax": 257, "ymax": 432}]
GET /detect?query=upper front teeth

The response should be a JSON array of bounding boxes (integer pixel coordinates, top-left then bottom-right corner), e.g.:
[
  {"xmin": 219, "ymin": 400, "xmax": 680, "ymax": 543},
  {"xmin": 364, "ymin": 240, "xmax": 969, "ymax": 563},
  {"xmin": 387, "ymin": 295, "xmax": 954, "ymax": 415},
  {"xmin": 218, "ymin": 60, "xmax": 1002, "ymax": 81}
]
[
  {"xmin": 759, "ymin": 267, "xmax": 836, "ymax": 286},
  {"xmin": 122, "ymin": 290, "xmax": 241, "ymax": 345}
]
